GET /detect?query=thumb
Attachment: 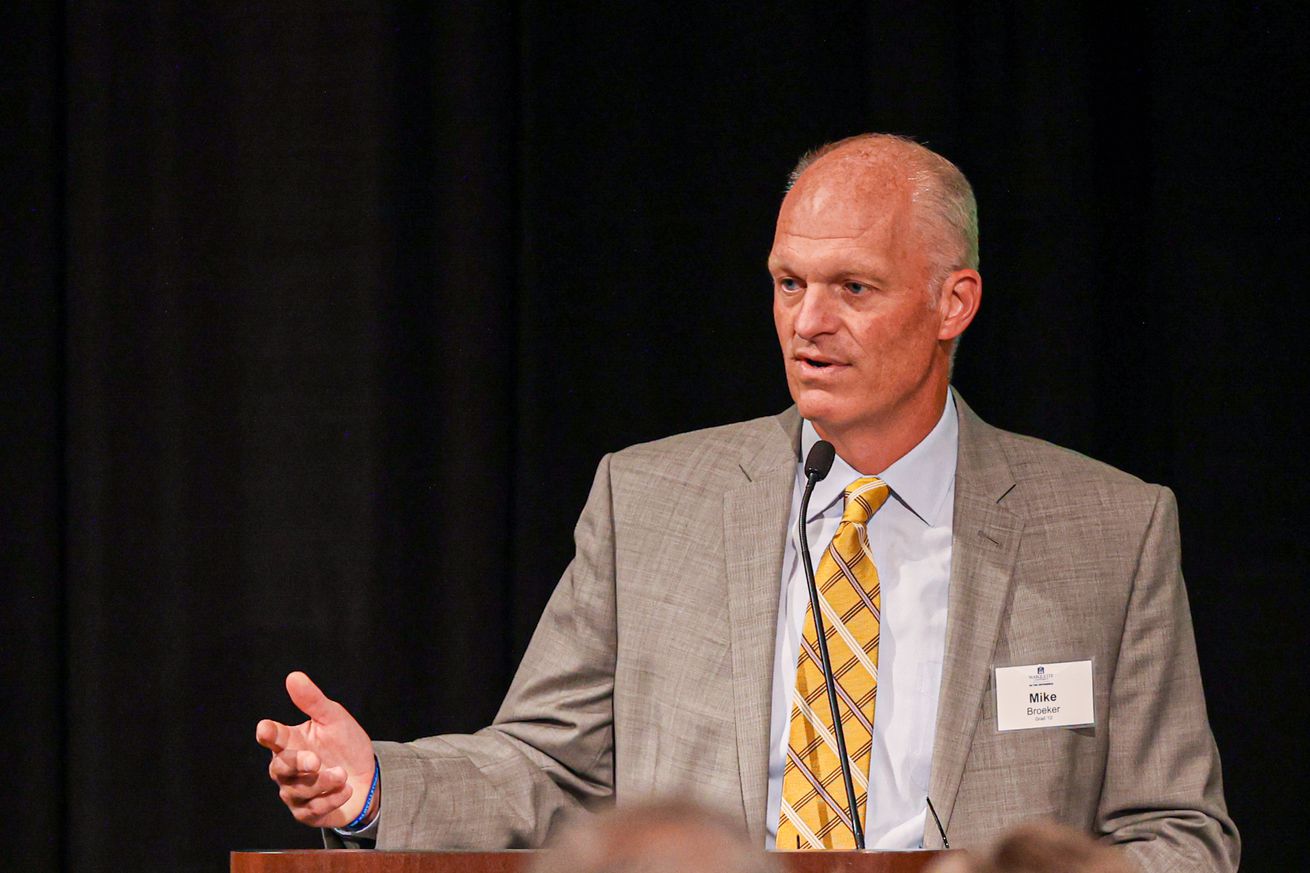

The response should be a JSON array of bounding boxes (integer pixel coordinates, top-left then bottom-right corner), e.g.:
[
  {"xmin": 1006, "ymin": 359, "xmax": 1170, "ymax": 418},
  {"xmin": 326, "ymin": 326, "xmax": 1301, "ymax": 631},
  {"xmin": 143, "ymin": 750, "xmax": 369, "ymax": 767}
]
[{"xmin": 285, "ymin": 671, "xmax": 339, "ymax": 723}]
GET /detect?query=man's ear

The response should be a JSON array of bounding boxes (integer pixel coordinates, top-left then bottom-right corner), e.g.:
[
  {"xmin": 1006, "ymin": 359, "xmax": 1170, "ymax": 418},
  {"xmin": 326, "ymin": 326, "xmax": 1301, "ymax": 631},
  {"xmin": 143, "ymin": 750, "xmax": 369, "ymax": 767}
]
[{"xmin": 937, "ymin": 269, "xmax": 981, "ymax": 341}]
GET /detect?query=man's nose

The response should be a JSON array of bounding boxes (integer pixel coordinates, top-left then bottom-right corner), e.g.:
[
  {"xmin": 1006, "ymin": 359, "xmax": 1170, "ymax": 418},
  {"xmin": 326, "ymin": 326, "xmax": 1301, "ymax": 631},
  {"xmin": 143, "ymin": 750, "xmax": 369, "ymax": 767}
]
[{"xmin": 792, "ymin": 285, "xmax": 841, "ymax": 338}]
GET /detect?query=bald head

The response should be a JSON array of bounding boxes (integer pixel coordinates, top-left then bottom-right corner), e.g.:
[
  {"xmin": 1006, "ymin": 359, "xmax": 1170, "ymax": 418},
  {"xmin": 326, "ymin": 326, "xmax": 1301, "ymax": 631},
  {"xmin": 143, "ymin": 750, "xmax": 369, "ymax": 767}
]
[
  {"xmin": 787, "ymin": 134, "xmax": 979, "ymax": 284},
  {"xmin": 926, "ymin": 819, "xmax": 1139, "ymax": 873},
  {"xmin": 530, "ymin": 801, "xmax": 781, "ymax": 873}
]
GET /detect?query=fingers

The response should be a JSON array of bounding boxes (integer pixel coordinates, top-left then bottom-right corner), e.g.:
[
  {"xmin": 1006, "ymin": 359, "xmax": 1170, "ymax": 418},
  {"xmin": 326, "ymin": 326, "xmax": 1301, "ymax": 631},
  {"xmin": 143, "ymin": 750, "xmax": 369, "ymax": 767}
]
[
  {"xmin": 255, "ymin": 719, "xmax": 295, "ymax": 753},
  {"xmin": 269, "ymin": 748, "xmax": 323, "ymax": 782},
  {"xmin": 285, "ymin": 671, "xmax": 339, "ymax": 724},
  {"xmin": 269, "ymin": 751, "xmax": 347, "ymax": 800},
  {"xmin": 276, "ymin": 763, "xmax": 355, "ymax": 827},
  {"xmin": 290, "ymin": 781, "xmax": 354, "ymax": 826}
]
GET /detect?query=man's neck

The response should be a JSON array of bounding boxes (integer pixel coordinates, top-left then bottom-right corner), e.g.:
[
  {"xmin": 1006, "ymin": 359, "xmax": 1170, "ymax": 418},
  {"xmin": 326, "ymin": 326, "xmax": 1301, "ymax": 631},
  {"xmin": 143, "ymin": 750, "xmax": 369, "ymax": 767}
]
[{"xmin": 814, "ymin": 388, "xmax": 952, "ymax": 475}]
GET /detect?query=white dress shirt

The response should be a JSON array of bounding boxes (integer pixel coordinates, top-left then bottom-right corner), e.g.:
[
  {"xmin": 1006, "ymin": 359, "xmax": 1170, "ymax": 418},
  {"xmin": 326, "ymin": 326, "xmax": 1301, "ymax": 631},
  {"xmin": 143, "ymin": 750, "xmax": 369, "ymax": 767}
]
[{"xmin": 765, "ymin": 394, "xmax": 957, "ymax": 849}]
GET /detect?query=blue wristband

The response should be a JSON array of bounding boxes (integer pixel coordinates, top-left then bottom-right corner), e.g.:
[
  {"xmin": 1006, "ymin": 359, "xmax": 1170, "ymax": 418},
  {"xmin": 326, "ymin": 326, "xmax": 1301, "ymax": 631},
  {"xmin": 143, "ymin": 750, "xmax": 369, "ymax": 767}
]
[{"xmin": 341, "ymin": 756, "xmax": 380, "ymax": 832}]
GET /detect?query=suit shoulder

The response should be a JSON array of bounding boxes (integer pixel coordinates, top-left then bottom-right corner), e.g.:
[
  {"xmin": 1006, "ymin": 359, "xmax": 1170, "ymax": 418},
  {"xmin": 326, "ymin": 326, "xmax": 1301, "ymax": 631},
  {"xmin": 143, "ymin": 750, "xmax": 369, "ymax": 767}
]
[
  {"xmin": 607, "ymin": 412, "xmax": 793, "ymax": 483},
  {"xmin": 992, "ymin": 427, "xmax": 1170, "ymax": 512}
]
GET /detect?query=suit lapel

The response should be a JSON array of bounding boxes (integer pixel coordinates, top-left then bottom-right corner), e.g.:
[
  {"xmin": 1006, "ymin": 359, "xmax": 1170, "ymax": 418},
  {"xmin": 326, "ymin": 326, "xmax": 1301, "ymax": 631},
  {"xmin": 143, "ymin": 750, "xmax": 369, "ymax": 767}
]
[
  {"xmin": 925, "ymin": 392, "xmax": 1024, "ymax": 846},
  {"xmin": 723, "ymin": 408, "xmax": 801, "ymax": 841}
]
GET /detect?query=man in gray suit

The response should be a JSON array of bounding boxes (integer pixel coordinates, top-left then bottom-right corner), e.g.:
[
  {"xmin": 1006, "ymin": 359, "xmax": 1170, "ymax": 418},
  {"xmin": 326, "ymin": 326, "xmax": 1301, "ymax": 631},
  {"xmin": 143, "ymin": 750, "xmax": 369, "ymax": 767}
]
[{"xmin": 257, "ymin": 134, "xmax": 1238, "ymax": 871}]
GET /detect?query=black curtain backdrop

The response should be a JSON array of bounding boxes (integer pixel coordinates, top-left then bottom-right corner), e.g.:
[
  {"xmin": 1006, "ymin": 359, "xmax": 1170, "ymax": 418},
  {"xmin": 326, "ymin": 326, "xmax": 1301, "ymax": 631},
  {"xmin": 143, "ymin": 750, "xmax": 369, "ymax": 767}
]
[{"xmin": 4, "ymin": 3, "xmax": 1307, "ymax": 871}]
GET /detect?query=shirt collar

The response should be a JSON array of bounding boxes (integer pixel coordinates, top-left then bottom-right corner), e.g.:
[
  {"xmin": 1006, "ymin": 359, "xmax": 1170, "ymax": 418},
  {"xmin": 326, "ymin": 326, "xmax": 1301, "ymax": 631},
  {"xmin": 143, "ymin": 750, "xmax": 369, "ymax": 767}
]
[{"xmin": 800, "ymin": 391, "xmax": 959, "ymax": 527}]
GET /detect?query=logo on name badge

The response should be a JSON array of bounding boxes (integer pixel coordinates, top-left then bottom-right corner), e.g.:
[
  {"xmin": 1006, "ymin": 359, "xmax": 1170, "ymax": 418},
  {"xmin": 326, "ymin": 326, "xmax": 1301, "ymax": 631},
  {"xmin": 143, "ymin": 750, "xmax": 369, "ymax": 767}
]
[{"xmin": 1028, "ymin": 665, "xmax": 1054, "ymax": 685}]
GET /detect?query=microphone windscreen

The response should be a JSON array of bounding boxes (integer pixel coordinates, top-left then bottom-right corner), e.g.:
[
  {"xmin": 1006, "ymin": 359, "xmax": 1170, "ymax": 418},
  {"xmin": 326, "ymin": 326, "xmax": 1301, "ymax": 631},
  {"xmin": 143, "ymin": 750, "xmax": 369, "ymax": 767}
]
[{"xmin": 804, "ymin": 440, "xmax": 836, "ymax": 481}]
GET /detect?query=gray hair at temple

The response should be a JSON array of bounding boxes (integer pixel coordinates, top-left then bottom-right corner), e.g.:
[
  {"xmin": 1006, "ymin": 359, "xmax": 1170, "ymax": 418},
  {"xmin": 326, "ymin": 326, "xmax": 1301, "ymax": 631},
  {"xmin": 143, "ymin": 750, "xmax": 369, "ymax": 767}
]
[
  {"xmin": 787, "ymin": 133, "xmax": 981, "ymax": 288},
  {"xmin": 528, "ymin": 800, "xmax": 783, "ymax": 873}
]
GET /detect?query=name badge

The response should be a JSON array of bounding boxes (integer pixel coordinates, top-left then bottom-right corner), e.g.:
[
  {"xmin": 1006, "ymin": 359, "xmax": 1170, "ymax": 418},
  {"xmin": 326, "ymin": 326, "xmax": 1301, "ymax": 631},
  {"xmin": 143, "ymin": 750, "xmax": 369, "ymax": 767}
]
[{"xmin": 994, "ymin": 660, "xmax": 1094, "ymax": 731}]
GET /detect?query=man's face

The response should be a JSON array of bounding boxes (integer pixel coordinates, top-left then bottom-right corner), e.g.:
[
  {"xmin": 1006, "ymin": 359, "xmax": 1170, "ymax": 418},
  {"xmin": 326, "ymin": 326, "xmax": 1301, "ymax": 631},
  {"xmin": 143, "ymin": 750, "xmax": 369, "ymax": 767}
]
[{"xmin": 769, "ymin": 160, "xmax": 952, "ymax": 442}]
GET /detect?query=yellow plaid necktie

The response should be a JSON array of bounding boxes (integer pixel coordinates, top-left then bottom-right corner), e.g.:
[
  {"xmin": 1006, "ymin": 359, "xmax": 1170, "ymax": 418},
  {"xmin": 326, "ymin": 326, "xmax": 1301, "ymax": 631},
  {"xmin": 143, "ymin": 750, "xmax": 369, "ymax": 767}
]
[{"xmin": 778, "ymin": 476, "xmax": 889, "ymax": 850}]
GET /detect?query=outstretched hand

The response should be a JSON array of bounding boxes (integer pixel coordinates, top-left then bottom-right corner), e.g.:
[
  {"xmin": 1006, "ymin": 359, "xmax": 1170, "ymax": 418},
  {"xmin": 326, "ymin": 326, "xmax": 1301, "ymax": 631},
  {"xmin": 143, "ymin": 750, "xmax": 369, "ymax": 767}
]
[{"xmin": 256, "ymin": 671, "xmax": 379, "ymax": 829}]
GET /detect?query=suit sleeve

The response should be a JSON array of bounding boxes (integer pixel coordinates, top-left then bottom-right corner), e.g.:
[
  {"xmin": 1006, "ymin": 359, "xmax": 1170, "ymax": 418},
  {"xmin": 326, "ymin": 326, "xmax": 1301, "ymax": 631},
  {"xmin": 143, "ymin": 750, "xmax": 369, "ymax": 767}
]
[
  {"xmin": 368, "ymin": 454, "xmax": 619, "ymax": 849},
  {"xmin": 1099, "ymin": 486, "xmax": 1240, "ymax": 872}
]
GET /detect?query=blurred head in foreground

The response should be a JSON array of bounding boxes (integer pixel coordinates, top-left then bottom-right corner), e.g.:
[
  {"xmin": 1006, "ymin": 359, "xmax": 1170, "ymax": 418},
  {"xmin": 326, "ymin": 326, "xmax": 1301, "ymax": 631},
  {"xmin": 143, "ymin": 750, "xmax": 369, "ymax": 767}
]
[
  {"xmin": 928, "ymin": 820, "xmax": 1139, "ymax": 873},
  {"xmin": 529, "ymin": 800, "xmax": 782, "ymax": 873}
]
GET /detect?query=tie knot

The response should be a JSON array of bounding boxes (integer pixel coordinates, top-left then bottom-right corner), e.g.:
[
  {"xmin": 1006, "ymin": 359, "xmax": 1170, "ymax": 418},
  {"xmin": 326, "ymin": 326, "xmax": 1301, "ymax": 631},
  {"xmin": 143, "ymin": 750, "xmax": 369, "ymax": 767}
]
[{"xmin": 842, "ymin": 476, "xmax": 889, "ymax": 525}]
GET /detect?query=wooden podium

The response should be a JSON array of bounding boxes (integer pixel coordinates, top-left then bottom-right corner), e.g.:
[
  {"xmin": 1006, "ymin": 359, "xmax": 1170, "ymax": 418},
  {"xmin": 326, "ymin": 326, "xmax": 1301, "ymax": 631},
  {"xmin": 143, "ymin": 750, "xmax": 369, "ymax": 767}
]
[{"xmin": 231, "ymin": 850, "xmax": 947, "ymax": 873}]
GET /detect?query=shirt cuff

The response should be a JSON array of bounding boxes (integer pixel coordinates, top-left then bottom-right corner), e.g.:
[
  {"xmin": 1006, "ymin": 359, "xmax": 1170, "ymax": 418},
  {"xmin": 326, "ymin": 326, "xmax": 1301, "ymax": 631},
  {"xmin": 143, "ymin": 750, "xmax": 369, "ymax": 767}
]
[{"xmin": 333, "ymin": 813, "xmax": 379, "ymax": 844}]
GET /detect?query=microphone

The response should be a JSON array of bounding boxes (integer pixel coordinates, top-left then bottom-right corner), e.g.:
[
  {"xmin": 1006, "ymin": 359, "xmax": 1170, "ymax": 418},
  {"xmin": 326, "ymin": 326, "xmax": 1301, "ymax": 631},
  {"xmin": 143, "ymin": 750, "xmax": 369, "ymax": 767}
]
[
  {"xmin": 797, "ymin": 440, "xmax": 865, "ymax": 849},
  {"xmin": 805, "ymin": 440, "xmax": 835, "ymax": 481}
]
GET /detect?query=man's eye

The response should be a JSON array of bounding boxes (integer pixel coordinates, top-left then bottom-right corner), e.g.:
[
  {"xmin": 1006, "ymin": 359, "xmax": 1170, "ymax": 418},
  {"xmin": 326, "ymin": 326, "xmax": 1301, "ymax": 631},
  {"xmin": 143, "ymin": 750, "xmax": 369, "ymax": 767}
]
[
  {"xmin": 779, "ymin": 278, "xmax": 801, "ymax": 292},
  {"xmin": 847, "ymin": 282, "xmax": 867, "ymax": 294}
]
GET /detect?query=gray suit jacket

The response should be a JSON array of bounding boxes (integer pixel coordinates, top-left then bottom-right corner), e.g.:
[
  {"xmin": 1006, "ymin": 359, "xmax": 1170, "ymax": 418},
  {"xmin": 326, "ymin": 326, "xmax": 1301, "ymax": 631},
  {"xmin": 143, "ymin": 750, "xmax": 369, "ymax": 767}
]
[{"xmin": 367, "ymin": 394, "xmax": 1238, "ymax": 871}]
